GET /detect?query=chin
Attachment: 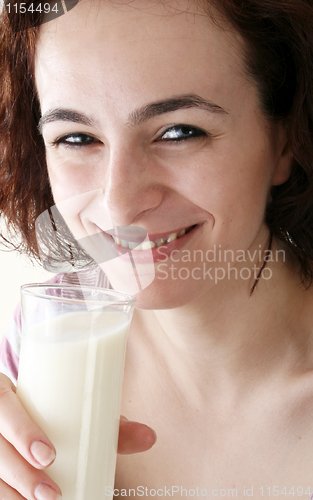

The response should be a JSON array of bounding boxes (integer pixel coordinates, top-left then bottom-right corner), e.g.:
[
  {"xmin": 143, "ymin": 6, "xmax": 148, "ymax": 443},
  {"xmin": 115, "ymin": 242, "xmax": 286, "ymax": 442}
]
[{"xmin": 131, "ymin": 279, "xmax": 198, "ymax": 310}]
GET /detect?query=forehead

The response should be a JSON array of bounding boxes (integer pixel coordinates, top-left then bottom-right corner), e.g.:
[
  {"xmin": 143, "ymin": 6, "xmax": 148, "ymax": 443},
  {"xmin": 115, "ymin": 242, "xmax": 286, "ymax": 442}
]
[{"xmin": 35, "ymin": 0, "xmax": 251, "ymax": 118}]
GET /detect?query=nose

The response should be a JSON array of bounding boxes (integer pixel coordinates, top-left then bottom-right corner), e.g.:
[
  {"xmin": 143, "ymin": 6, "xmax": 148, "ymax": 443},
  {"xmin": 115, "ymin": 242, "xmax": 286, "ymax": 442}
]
[{"xmin": 103, "ymin": 147, "xmax": 164, "ymax": 226}]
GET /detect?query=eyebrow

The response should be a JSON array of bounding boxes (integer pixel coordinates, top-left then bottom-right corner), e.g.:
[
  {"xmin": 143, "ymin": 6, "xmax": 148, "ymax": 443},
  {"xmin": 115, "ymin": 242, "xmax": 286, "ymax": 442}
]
[
  {"xmin": 38, "ymin": 94, "xmax": 228, "ymax": 133},
  {"xmin": 128, "ymin": 94, "xmax": 228, "ymax": 126},
  {"xmin": 38, "ymin": 109, "xmax": 97, "ymax": 134}
]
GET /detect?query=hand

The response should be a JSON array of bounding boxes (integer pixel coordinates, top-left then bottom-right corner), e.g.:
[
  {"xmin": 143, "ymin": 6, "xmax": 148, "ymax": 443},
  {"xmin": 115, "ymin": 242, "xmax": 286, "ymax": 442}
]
[{"xmin": 0, "ymin": 373, "xmax": 157, "ymax": 499}]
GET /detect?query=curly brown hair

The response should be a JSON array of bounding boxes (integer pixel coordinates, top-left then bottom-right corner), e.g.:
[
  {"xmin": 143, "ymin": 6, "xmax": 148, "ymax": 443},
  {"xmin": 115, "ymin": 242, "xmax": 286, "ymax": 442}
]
[{"xmin": 1, "ymin": 0, "xmax": 313, "ymax": 283}]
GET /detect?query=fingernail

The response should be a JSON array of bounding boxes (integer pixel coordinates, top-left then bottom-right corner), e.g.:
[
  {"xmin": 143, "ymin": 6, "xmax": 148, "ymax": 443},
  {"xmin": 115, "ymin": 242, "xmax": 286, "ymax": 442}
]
[
  {"xmin": 34, "ymin": 483, "xmax": 62, "ymax": 500},
  {"xmin": 30, "ymin": 441, "xmax": 56, "ymax": 466}
]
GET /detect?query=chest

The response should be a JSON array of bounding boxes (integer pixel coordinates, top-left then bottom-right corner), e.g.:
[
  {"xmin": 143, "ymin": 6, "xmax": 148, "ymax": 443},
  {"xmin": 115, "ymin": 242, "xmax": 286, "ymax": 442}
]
[
  {"xmin": 115, "ymin": 352, "xmax": 313, "ymax": 500},
  {"xmin": 116, "ymin": 406, "xmax": 313, "ymax": 500}
]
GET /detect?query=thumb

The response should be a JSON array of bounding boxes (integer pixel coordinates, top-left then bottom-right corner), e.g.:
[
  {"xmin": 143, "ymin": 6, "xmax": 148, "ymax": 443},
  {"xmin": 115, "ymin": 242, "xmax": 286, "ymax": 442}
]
[{"xmin": 118, "ymin": 416, "xmax": 157, "ymax": 454}]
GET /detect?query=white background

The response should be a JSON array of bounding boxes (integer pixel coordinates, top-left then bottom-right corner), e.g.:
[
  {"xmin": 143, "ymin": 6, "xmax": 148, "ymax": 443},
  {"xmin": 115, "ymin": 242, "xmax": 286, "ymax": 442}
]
[{"xmin": 0, "ymin": 221, "xmax": 53, "ymax": 339}]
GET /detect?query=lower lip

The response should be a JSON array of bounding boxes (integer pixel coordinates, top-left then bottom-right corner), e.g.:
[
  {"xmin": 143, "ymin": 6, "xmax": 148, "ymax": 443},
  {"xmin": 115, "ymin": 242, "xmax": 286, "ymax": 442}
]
[{"xmin": 114, "ymin": 224, "xmax": 202, "ymax": 264}]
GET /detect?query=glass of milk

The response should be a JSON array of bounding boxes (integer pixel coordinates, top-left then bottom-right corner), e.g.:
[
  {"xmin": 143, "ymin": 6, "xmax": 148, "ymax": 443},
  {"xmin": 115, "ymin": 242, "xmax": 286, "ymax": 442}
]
[{"xmin": 16, "ymin": 284, "xmax": 136, "ymax": 500}]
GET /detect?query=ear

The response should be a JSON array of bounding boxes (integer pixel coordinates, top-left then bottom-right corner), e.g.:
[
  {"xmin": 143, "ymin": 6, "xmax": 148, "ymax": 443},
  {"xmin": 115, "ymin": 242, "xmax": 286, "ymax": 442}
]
[{"xmin": 271, "ymin": 120, "xmax": 293, "ymax": 186}]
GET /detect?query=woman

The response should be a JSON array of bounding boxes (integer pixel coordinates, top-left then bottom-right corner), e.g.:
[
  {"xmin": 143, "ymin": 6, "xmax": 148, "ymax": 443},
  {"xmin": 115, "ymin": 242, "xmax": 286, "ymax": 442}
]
[{"xmin": 1, "ymin": 0, "xmax": 313, "ymax": 499}]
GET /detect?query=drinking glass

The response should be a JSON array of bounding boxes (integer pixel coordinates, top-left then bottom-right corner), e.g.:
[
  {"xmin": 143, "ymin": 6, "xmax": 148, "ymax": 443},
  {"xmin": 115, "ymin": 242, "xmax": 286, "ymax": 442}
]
[{"xmin": 16, "ymin": 284, "xmax": 136, "ymax": 500}]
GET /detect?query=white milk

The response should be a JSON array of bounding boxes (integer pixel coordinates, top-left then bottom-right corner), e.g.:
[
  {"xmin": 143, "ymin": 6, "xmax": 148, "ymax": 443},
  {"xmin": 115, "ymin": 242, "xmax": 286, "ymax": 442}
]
[{"xmin": 17, "ymin": 310, "xmax": 131, "ymax": 500}]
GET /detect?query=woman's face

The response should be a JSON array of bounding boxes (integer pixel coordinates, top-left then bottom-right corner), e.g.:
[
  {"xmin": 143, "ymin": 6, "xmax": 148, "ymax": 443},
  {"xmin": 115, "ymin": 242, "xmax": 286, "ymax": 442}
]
[{"xmin": 35, "ymin": 0, "xmax": 291, "ymax": 308}]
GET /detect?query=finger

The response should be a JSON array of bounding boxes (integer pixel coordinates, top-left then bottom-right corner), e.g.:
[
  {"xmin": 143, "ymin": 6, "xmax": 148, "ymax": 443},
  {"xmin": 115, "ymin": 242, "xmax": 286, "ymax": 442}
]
[
  {"xmin": 0, "ymin": 433, "xmax": 61, "ymax": 500},
  {"xmin": 118, "ymin": 416, "xmax": 157, "ymax": 454},
  {"xmin": 0, "ymin": 374, "xmax": 56, "ymax": 470},
  {"xmin": 0, "ymin": 477, "xmax": 26, "ymax": 500}
]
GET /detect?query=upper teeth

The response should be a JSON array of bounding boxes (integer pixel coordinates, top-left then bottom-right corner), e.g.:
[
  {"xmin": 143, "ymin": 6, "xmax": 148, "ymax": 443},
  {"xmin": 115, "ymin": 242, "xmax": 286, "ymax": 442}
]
[{"xmin": 111, "ymin": 227, "xmax": 187, "ymax": 250}]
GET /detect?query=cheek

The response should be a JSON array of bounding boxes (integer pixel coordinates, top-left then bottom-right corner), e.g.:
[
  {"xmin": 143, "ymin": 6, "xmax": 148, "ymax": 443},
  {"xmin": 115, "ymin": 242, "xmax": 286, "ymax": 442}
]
[
  {"xmin": 181, "ymin": 160, "xmax": 270, "ymax": 215},
  {"xmin": 46, "ymin": 154, "xmax": 103, "ymax": 204},
  {"xmin": 176, "ymin": 147, "xmax": 273, "ymax": 246},
  {"xmin": 213, "ymin": 162, "xmax": 272, "ymax": 247}
]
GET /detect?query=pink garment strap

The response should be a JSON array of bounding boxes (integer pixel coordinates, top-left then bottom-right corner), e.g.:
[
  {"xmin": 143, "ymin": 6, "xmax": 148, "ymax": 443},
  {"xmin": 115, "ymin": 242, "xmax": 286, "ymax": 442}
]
[{"xmin": 0, "ymin": 335, "xmax": 19, "ymax": 382}]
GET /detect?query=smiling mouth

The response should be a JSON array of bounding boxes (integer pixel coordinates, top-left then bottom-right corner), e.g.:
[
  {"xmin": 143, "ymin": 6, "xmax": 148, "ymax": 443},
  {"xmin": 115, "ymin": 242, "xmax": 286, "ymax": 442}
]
[{"xmin": 109, "ymin": 224, "xmax": 198, "ymax": 250}]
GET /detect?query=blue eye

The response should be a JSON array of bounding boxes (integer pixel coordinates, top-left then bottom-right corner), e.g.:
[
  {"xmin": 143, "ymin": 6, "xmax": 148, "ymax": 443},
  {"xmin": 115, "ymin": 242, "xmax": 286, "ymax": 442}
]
[
  {"xmin": 159, "ymin": 125, "xmax": 207, "ymax": 142},
  {"xmin": 54, "ymin": 133, "xmax": 97, "ymax": 146}
]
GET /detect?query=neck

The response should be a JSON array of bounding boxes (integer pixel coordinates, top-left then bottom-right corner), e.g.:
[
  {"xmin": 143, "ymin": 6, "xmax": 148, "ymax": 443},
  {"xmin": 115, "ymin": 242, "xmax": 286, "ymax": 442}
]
[{"xmin": 137, "ymin": 237, "xmax": 313, "ymax": 397}]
